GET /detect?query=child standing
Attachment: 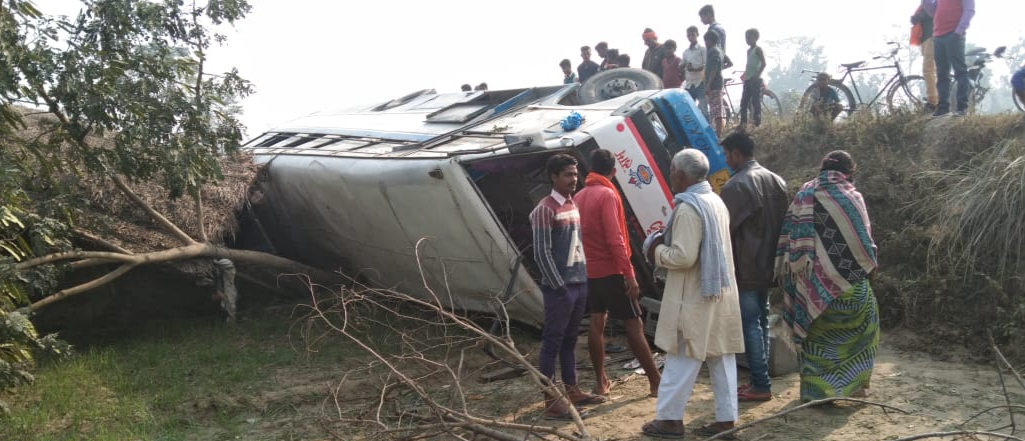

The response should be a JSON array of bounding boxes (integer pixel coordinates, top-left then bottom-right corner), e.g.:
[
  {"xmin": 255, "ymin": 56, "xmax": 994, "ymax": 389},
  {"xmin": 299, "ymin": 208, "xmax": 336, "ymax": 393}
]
[
  {"xmin": 739, "ymin": 28, "xmax": 766, "ymax": 128},
  {"xmin": 704, "ymin": 31, "xmax": 725, "ymax": 137},
  {"xmin": 560, "ymin": 59, "xmax": 578, "ymax": 84},
  {"xmin": 661, "ymin": 40, "xmax": 684, "ymax": 89}
]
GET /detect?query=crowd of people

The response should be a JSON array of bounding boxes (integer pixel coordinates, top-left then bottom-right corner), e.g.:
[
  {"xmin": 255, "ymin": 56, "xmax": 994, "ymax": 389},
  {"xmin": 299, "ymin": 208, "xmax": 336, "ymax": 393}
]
[
  {"xmin": 557, "ymin": 5, "xmax": 769, "ymax": 137},
  {"xmin": 530, "ymin": 132, "xmax": 879, "ymax": 438},
  {"xmin": 555, "ymin": 0, "xmax": 1023, "ymax": 130}
]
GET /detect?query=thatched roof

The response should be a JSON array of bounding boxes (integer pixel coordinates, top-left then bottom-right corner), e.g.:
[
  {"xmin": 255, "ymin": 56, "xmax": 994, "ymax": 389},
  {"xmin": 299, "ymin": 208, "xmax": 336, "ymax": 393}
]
[{"xmin": 10, "ymin": 106, "xmax": 258, "ymax": 255}]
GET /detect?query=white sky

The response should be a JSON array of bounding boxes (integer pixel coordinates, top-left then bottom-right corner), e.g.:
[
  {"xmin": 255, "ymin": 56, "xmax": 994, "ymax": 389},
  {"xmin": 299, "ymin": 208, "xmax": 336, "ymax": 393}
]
[{"xmin": 40, "ymin": 0, "xmax": 1025, "ymax": 138}]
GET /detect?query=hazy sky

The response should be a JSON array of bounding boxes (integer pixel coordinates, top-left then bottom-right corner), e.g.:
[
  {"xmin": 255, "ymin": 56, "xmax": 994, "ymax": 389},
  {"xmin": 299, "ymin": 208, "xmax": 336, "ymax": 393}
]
[{"xmin": 41, "ymin": 1, "xmax": 1024, "ymax": 138}]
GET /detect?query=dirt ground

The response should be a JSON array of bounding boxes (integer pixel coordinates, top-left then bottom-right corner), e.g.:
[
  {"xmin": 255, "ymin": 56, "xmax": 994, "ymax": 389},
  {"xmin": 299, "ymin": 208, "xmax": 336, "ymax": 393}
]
[
  {"xmin": 240, "ymin": 328, "xmax": 1024, "ymax": 441},
  {"xmin": 429, "ymin": 330, "xmax": 1020, "ymax": 440}
]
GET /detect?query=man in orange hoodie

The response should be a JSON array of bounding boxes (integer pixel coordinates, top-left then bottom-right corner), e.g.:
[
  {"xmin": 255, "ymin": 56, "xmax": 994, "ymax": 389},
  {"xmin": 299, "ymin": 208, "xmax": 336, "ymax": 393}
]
[{"xmin": 575, "ymin": 149, "xmax": 661, "ymax": 398}]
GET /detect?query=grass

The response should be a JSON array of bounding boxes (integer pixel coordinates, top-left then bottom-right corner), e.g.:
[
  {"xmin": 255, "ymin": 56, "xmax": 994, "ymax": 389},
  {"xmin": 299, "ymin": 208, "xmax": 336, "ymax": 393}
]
[
  {"xmin": 0, "ymin": 309, "xmax": 365, "ymax": 441},
  {"xmin": 749, "ymin": 111, "xmax": 1025, "ymax": 361}
]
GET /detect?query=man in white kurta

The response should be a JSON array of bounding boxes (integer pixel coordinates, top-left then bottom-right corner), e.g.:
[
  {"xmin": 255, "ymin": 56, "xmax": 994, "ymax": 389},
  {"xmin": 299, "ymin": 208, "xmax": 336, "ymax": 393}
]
[{"xmin": 642, "ymin": 149, "xmax": 745, "ymax": 439}]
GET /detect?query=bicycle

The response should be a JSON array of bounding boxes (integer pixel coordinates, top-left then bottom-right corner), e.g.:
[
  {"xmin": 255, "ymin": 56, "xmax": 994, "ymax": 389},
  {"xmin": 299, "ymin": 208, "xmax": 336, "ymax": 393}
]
[
  {"xmin": 722, "ymin": 71, "xmax": 783, "ymax": 127},
  {"xmin": 798, "ymin": 42, "xmax": 924, "ymax": 121},
  {"xmin": 952, "ymin": 45, "xmax": 1006, "ymax": 114}
]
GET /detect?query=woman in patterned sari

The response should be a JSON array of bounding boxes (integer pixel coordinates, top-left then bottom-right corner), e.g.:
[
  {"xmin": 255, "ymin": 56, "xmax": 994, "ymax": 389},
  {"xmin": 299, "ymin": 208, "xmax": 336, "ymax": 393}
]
[{"xmin": 775, "ymin": 150, "xmax": 879, "ymax": 402}]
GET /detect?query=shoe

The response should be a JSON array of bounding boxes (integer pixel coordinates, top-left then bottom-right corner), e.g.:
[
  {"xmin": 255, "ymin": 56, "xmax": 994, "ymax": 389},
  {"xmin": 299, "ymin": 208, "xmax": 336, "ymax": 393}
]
[
  {"xmin": 931, "ymin": 109, "xmax": 950, "ymax": 118},
  {"xmin": 694, "ymin": 421, "xmax": 736, "ymax": 438},
  {"xmin": 738, "ymin": 387, "xmax": 773, "ymax": 402},
  {"xmin": 952, "ymin": 110, "xmax": 967, "ymax": 117},
  {"xmin": 642, "ymin": 420, "xmax": 685, "ymax": 439}
]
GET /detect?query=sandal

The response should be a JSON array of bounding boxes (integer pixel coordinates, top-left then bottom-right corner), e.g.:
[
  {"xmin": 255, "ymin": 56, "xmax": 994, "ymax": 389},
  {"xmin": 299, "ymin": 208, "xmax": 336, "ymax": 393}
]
[{"xmin": 641, "ymin": 420, "xmax": 684, "ymax": 439}]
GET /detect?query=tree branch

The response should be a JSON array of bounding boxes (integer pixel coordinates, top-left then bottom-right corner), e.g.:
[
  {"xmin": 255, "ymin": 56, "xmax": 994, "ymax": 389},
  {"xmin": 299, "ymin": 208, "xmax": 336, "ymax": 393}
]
[
  {"xmin": 194, "ymin": 190, "xmax": 208, "ymax": 242},
  {"xmin": 23, "ymin": 243, "xmax": 343, "ymax": 310},
  {"xmin": 990, "ymin": 333, "xmax": 1025, "ymax": 393},
  {"xmin": 72, "ymin": 227, "xmax": 134, "ymax": 254},
  {"xmin": 700, "ymin": 397, "xmax": 911, "ymax": 440},
  {"xmin": 891, "ymin": 431, "xmax": 1024, "ymax": 441},
  {"xmin": 16, "ymin": 250, "xmax": 137, "ymax": 269},
  {"xmin": 31, "ymin": 263, "xmax": 136, "ymax": 309}
]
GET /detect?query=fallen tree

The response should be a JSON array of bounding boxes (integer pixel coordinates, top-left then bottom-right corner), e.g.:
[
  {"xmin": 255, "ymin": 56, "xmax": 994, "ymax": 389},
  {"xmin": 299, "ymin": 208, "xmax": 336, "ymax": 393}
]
[{"xmin": 0, "ymin": 0, "xmax": 341, "ymax": 402}]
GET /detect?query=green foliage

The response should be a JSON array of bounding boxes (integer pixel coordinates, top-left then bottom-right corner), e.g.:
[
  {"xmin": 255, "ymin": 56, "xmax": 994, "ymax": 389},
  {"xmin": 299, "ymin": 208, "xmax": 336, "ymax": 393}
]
[
  {"xmin": 1, "ymin": 0, "xmax": 253, "ymax": 198},
  {"xmin": 0, "ymin": 0, "xmax": 253, "ymax": 414}
]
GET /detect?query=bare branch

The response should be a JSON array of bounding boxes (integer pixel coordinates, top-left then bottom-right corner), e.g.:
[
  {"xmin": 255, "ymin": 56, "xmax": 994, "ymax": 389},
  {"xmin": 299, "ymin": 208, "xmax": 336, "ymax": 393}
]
[
  {"xmin": 991, "ymin": 333, "xmax": 1025, "ymax": 393},
  {"xmin": 963, "ymin": 406, "xmax": 1025, "ymax": 428},
  {"xmin": 891, "ymin": 431, "xmax": 1025, "ymax": 441},
  {"xmin": 194, "ymin": 189, "xmax": 208, "ymax": 242},
  {"xmin": 16, "ymin": 250, "xmax": 137, "ymax": 269},
  {"xmin": 30, "ymin": 263, "xmax": 136, "ymax": 309},
  {"xmin": 72, "ymin": 227, "xmax": 134, "ymax": 254},
  {"xmin": 700, "ymin": 397, "xmax": 911, "ymax": 441},
  {"xmin": 70, "ymin": 258, "xmax": 122, "ymax": 270}
]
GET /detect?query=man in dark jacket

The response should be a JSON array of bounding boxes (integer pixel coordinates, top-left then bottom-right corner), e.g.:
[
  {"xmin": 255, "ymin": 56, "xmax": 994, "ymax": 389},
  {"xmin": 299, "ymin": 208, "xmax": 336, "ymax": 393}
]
[
  {"xmin": 719, "ymin": 132, "xmax": 789, "ymax": 402},
  {"xmin": 641, "ymin": 28, "xmax": 666, "ymax": 78}
]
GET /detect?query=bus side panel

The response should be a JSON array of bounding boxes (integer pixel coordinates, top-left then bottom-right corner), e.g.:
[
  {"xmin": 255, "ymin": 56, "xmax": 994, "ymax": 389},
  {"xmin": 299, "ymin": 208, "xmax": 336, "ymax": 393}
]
[
  {"xmin": 654, "ymin": 90, "xmax": 730, "ymax": 192},
  {"xmin": 587, "ymin": 117, "xmax": 674, "ymax": 237}
]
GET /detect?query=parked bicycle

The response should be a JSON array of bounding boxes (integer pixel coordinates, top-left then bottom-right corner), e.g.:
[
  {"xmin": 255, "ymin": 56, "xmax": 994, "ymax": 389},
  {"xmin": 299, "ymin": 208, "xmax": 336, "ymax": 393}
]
[
  {"xmin": 950, "ymin": 45, "xmax": 1006, "ymax": 114},
  {"xmin": 799, "ymin": 42, "xmax": 924, "ymax": 121},
  {"xmin": 722, "ymin": 71, "xmax": 783, "ymax": 126}
]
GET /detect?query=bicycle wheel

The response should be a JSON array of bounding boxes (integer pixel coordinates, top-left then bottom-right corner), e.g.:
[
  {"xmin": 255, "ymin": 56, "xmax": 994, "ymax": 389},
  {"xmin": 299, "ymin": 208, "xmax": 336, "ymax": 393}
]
[
  {"xmin": 1014, "ymin": 90, "xmax": 1025, "ymax": 112},
  {"xmin": 761, "ymin": 89, "xmax": 783, "ymax": 120},
  {"xmin": 886, "ymin": 75, "xmax": 926, "ymax": 113},
  {"xmin": 799, "ymin": 80, "xmax": 855, "ymax": 122}
]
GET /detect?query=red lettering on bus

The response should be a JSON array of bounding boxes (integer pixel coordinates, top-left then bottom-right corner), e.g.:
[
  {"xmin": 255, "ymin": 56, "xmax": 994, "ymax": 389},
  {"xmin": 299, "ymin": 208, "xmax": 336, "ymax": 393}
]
[{"xmin": 614, "ymin": 150, "xmax": 633, "ymax": 170}]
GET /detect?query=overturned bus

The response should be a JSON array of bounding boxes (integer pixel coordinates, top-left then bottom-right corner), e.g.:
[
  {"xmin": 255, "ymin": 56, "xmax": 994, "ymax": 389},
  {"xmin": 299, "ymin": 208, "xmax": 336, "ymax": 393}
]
[{"xmin": 242, "ymin": 75, "xmax": 728, "ymax": 332}]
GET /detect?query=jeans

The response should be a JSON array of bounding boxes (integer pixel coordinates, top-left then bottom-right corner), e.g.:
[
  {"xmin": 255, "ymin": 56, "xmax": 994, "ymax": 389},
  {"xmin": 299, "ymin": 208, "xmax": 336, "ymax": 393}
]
[
  {"xmin": 739, "ymin": 78, "xmax": 762, "ymax": 126},
  {"xmin": 539, "ymin": 283, "xmax": 588, "ymax": 385},
  {"xmin": 933, "ymin": 32, "xmax": 968, "ymax": 112},
  {"xmin": 739, "ymin": 289, "xmax": 771, "ymax": 390},
  {"xmin": 686, "ymin": 84, "xmax": 708, "ymax": 122}
]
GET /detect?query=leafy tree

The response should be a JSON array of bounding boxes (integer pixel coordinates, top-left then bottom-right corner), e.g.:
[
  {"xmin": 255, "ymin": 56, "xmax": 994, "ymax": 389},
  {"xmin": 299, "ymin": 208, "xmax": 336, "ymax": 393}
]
[
  {"xmin": 0, "ymin": 0, "xmax": 337, "ymax": 402},
  {"xmin": 764, "ymin": 37, "xmax": 828, "ymax": 113}
]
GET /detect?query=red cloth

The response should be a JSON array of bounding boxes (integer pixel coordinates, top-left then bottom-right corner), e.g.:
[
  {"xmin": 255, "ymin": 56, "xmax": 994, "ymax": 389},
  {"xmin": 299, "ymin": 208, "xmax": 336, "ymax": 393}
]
[
  {"xmin": 575, "ymin": 173, "xmax": 635, "ymax": 280},
  {"xmin": 662, "ymin": 55, "xmax": 684, "ymax": 88},
  {"xmin": 933, "ymin": 0, "xmax": 963, "ymax": 37},
  {"xmin": 910, "ymin": 7, "xmax": 924, "ymax": 46}
]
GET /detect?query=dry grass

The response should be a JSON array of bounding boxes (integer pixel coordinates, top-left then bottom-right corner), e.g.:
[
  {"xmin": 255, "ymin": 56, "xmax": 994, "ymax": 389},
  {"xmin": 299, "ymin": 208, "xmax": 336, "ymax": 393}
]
[
  {"xmin": 749, "ymin": 111, "xmax": 1025, "ymax": 363},
  {"xmin": 10, "ymin": 106, "xmax": 258, "ymax": 252}
]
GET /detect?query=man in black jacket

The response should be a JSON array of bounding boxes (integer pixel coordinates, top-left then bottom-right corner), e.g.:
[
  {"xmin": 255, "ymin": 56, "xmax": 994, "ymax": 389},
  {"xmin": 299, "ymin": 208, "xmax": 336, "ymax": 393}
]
[{"xmin": 719, "ymin": 132, "xmax": 789, "ymax": 402}]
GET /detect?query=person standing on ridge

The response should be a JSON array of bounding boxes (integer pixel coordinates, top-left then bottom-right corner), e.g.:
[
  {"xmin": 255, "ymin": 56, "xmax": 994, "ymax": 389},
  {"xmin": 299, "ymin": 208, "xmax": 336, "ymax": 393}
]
[
  {"xmin": 921, "ymin": 0, "xmax": 975, "ymax": 117},
  {"xmin": 739, "ymin": 28, "xmax": 766, "ymax": 129},
  {"xmin": 682, "ymin": 26, "xmax": 708, "ymax": 119},
  {"xmin": 641, "ymin": 28, "xmax": 666, "ymax": 78},
  {"xmin": 578, "ymin": 45, "xmax": 600, "ymax": 84},
  {"xmin": 911, "ymin": 6, "xmax": 939, "ymax": 112},
  {"xmin": 661, "ymin": 39, "xmax": 684, "ymax": 89}
]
